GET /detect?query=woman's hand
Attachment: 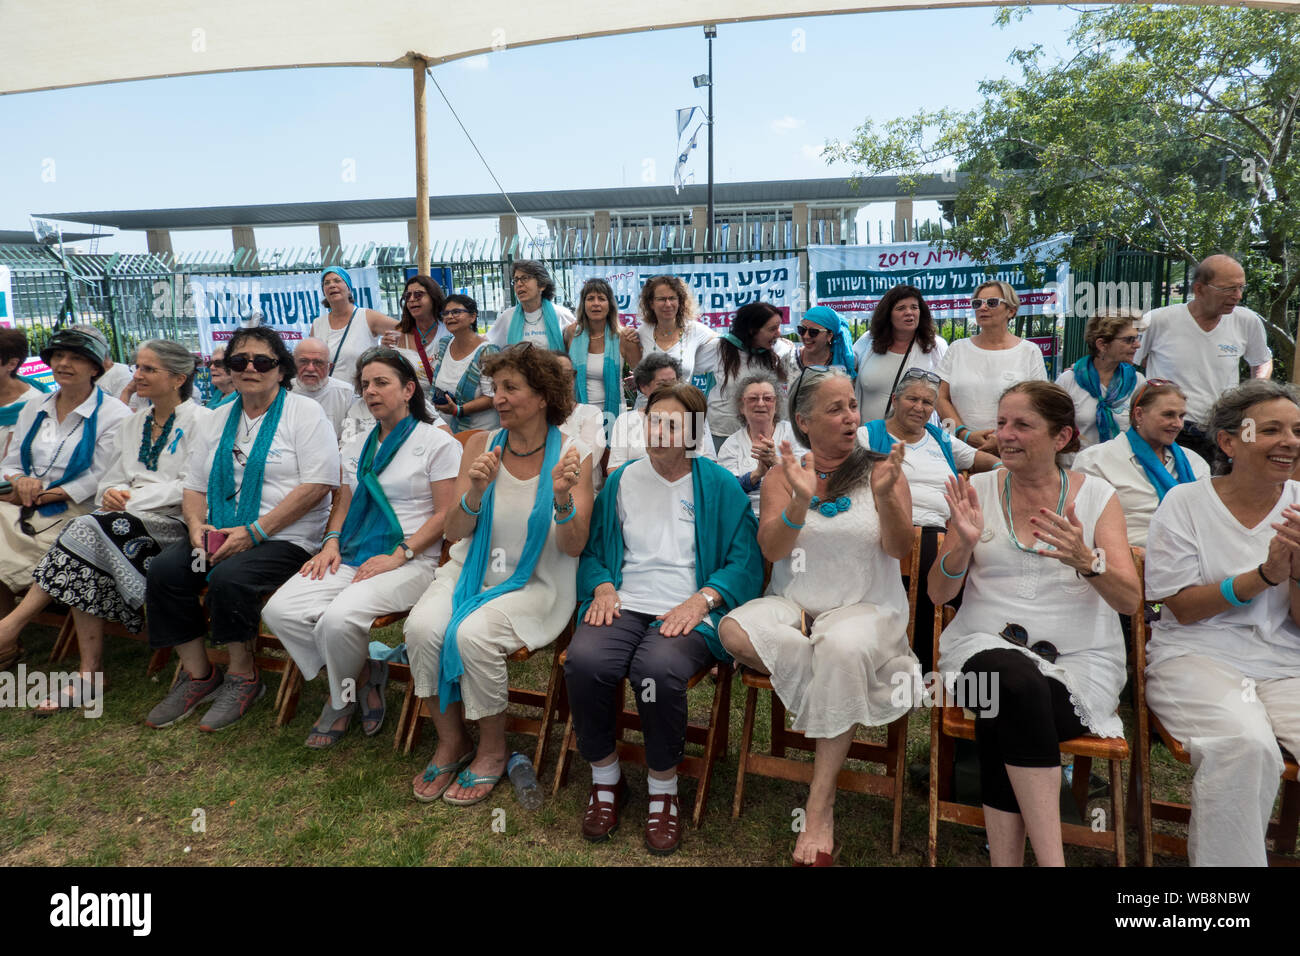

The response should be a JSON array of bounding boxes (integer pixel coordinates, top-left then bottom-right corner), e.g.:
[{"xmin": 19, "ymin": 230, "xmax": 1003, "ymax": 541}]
[
  {"xmin": 1272, "ymin": 506, "xmax": 1300, "ymax": 585},
  {"xmin": 942, "ymin": 474, "xmax": 984, "ymax": 551},
  {"xmin": 190, "ymin": 522, "xmax": 216, "ymax": 553},
  {"xmin": 12, "ymin": 475, "xmax": 45, "ymax": 508},
  {"xmin": 380, "ymin": 330, "xmax": 402, "ymax": 348},
  {"xmin": 551, "ymin": 445, "xmax": 582, "ymax": 501},
  {"xmin": 779, "ymin": 440, "xmax": 816, "ymax": 503},
  {"xmin": 101, "ymin": 488, "xmax": 132, "ymax": 512},
  {"xmin": 354, "ymin": 552, "xmax": 405, "ymax": 582},
  {"xmin": 620, "ymin": 326, "xmax": 641, "ymax": 350},
  {"xmin": 210, "ymin": 525, "xmax": 254, "ymax": 565},
  {"xmin": 433, "ymin": 396, "xmax": 457, "ymax": 415},
  {"xmin": 467, "ymin": 446, "xmax": 502, "ymax": 499},
  {"xmin": 584, "ymin": 582, "xmax": 622, "ymax": 627},
  {"xmin": 300, "ymin": 537, "xmax": 342, "ymax": 580},
  {"xmin": 1030, "ymin": 502, "xmax": 1097, "ymax": 573},
  {"xmin": 752, "ymin": 435, "xmax": 777, "ymax": 471},
  {"xmin": 657, "ymin": 592, "xmax": 710, "ymax": 638},
  {"xmin": 871, "ymin": 441, "xmax": 906, "ymax": 495}
]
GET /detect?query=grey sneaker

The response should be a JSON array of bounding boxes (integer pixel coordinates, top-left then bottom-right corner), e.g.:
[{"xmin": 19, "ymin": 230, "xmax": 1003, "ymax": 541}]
[
  {"xmin": 145, "ymin": 667, "xmax": 223, "ymax": 729},
  {"xmin": 198, "ymin": 669, "xmax": 265, "ymax": 732}
]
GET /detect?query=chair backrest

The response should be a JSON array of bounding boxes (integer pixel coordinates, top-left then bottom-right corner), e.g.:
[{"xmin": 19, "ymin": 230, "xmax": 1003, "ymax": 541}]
[{"xmin": 455, "ymin": 428, "xmax": 483, "ymax": 449}]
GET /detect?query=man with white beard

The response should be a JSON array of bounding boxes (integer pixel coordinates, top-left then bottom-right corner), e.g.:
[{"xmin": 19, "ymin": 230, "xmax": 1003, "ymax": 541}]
[{"xmin": 293, "ymin": 337, "xmax": 354, "ymax": 439}]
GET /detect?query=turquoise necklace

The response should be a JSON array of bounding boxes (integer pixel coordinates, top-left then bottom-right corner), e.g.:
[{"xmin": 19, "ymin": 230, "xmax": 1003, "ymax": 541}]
[
  {"xmin": 138, "ymin": 410, "xmax": 176, "ymax": 472},
  {"xmin": 1001, "ymin": 466, "xmax": 1067, "ymax": 553}
]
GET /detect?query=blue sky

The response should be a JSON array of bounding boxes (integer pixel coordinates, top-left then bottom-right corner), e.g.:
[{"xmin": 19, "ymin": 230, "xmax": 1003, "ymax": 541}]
[{"xmin": 3, "ymin": 5, "xmax": 1086, "ymax": 254}]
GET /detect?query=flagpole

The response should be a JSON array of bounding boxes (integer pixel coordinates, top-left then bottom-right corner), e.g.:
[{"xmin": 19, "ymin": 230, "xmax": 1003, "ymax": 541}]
[{"xmin": 704, "ymin": 25, "xmax": 716, "ymax": 256}]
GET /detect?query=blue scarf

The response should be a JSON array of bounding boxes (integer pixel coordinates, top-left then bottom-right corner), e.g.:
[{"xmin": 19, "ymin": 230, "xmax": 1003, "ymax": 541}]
[
  {"xmin": 1125, "ymin": 428, "xmax": 1195, "ymax": 502},
  {"xmin": 438, "ymin": 426, "xmax": 564, "ymax": 709},
  {"xmin": 722, "ymin": 332, "xmax": 768, "ymax": 355},
  {"xmin": 339, "ymin": 416, "xmax": 417, "ymax": 566},
  {"xmin": 207, "ymin": 389, "xmax": 237, "ymax": 410},
  {"xmin": 207, "ymin": 388, "xmax": 287, "ymax": 528},
  {"xmin": 569, "ymin": 326, "xmax": 624, "ymax": 436},
  {"xmin": 433, "ymin": 338, "xmax": 499, "ymax": 433},
  {"xmin": 803, "ymin": 306, "xmax": 857, "ymax": 380},
  {"xmin": 507, "ymin": 299, "xmax": 565, "ymax": 350},
  {"xmin": 1072, "ymin": 357, "xmax": 1137, "ymax": 443},
  {"xmin": 1, "ymin": 375, "xmax": 53, "ymax": 428},
  {"xmin": 863, "ymin": 419, "xmax": 956, "ymax": 473},
  {"xmin": 18, "ymin": 389, "xmax": 104, "ymax": 516}
]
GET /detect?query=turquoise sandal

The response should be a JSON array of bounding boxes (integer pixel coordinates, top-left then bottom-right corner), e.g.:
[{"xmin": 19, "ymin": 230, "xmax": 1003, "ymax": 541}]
[
  {"xmin": 359, "ymin": 660, "xmax": 389, "ymax": 737},
  {"xmin": 412, "ymin": 749, "xmax": 476, "ymax": 803},
  {"xmin": 442, "ymin": 767, "xmax": 504, "ymax": 807}
]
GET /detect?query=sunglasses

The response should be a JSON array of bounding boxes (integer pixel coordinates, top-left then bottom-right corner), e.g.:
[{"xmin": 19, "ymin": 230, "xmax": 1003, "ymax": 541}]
[
  {"xmin": 797, "ymin": 325, "xmax": 827, "ymax": 338},
  {"xmin": 1130, "ymin": 378, "xmax": 1177, "ymax": 410},
  {"xmin": 226, "ymin": 353, "xmax": 279, "ymax": 373},
  {"xmin": 17, "ymin": 505, "xmax": 58, "ymax": 538},
  {"xmin": 999, "ymin": 622, "xmax": 1059, "ymax": 664},
  {"xmin": 970, "ymin": 298, "xmax": 1007, "ymax": 310},
  {"xmin": 1111, "ymin": 335, "xmax": 1141, "ymax": 346}
]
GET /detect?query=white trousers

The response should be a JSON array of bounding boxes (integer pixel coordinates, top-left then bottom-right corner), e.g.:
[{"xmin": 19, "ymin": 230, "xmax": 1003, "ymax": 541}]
[
  {"xmin": 262, "ymin": 557, "xmax": 437, "ymax": 709},
  {"xmin": 1146, "ymin": 653, "xmax": 1300, "ymax": 867}
]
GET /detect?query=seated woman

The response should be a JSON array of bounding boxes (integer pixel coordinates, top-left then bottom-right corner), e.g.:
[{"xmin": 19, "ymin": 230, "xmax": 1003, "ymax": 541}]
[
  {"xmin": 860, "ymin": 368, "xmax": 998, "ymax": 671},
  {"xmin": 716, "ymin": 373, "xmax": 803, "ymax": 517},
  {"xmin": 143, "ymin": 326, "xmax": 340, "ymax": 732},
  {"xmin": 0, "ymin": 327, "xmax": 131, "ymax": 670},
  {"xmin": 1073, "ymin": 380, "xmax": 1210, "ymax": 549},
  {"xmin": 0, "ymin": 340, "xmax": 200, "ymax": 707},
  {"xmin": 566, "ymin": 383, "xmax": 762, "ymax": 855},
  {"xmin": 1055, "ymin": 310, "xmax": 1144, "ymax": 450},
  {"xmin": 607, "ymin": 353, "xmax": 716, "ymax": 470},
  {"xmin": 719, "ymin": 368, "xmax": 918, "ymax": 866},
  {"xmin": 405, "ymin": 344, "xmax": 593, "ymax": 806},
  {"xmin": 263, "ymin": 349, "xmax": 461, "ymax": 747},
  {"xmin": 1144, "ymin": 379, "xmax": 1300, "ymax": 867},
  {"xmin": 928, "ymin": 381, "xmax": 1139, "ymax": 867}
]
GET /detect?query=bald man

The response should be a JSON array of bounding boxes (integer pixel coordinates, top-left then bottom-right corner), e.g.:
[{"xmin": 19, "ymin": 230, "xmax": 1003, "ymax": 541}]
[
  {"xmin": 1136, "ymin": 253, "xmax": 1272, "ymax": 461},
  {"xmin": 294, "ymin": 337, "xmax": 354, "ymax": 439}
]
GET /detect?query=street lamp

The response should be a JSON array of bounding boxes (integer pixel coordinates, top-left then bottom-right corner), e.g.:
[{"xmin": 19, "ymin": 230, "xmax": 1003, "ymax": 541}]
[{"xmin": 701, "ymin": 26, "xmax": 716, "ymax": 254}]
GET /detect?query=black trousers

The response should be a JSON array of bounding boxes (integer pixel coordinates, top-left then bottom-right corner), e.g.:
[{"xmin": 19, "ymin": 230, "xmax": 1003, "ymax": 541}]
[
  {"xmin": 915, "ymin": 525, "xmax": 962, "ymax": 673},
  {"xmin": 145, "ymin": 539, "xmax": 309, "ymax": 649},
  {"xmin": 962, "ymin": 648, "xmax": 1086, "ymax": 814}
]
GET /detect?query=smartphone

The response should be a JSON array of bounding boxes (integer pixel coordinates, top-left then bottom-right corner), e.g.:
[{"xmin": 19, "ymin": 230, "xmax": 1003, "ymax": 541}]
[
  {"xmin": 431, "ymin": 388, "xmax": 450, "ymax": 406},
  {"xmin": 204, "ymin": 529, "xmax": 228, "ymax": 554}
]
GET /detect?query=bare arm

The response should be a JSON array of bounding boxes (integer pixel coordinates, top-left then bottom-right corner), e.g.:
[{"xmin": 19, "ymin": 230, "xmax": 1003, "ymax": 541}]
[
  {"xmin": 1252, "ymin": 359, "xmax": 1274, "ymax": 379},
  {"xmin": 870, "ymin": 443, "xmax": 913, "ymax": 561}
]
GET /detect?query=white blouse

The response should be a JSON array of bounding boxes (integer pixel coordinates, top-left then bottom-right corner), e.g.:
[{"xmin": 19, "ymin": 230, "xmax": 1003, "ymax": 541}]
[
  {"xmin": 96, "ymin": 400, "xmax": 209, "ymax": 518},
  {"xmin": 1, "ymin": 389, "xmax": 132, "ymax": 505}
]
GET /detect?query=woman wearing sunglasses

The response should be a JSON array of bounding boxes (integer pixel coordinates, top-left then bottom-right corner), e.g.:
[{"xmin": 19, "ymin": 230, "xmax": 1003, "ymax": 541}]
[
  {"xmin": 426, "ymin": 294, "xmax": 500, "ymax": 433},
  {"xmin": 142, "ymin": 327, "xmax": 340, "ymax": 732},
  {"xmin": 795, "ymin": 306, "xmax": 857, "ymax": 377},
  {"xmin": 1073, "ymin": 380, "xmax": 1209, "ymax": 549},
  {"xmin": 700, "ymin": 301, "xmax": 797, "ymax": 448},
  {"xmin": 852, "ymin": 284, "xmax": 948, "ymax": 423},
  {"xmin": 263, "ymin": 349, "xmax": 461, "ymax": 747},
  {"xmin": 928, "ymin": 381, "xmax": 1139, "ymax": 866},
  {"xmin": 310, "ymin": 267, "xmax": 397, "ymax": 378},
  {"xmin": 1055, "ymin": 310, "xmax": 1145, "ymax": 450},
  {"xmin": 386, "ymin": 274, "xmax": 449, "ymax": 397},
  {"xmin": 0, "ymin": 327, "xmax": 131, "ymax": 672},
  {"xmin": 937, "ymin": 282, "xmax": 1047, "ymax": 454}
]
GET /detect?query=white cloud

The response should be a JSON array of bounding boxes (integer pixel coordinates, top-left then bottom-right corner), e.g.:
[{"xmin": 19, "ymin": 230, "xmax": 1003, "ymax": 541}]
[
  {"xmin": 801, "ymin": 143, "xmax": 826, "ymax": 162},
  {"xmin": 770, "ymin": 115, "xmax": 804, "ymax": 134},
  {"xmin": 460, "ymin": 55, "xmax": 490, "ymax": 70}
]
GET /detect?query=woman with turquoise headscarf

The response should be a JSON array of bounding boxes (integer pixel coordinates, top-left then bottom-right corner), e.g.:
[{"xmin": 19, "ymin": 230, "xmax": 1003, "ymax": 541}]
[
  {"xmin": 564, "ymin": 278, "xmax": 641, "ymax": 439},
  {"xmin": 0, "ymin": 327, "xmax": 50, "ymax": 461},
  {"xmin": 310, "ymin": 266, "xmax": 398, "ymax": 377},
  {"xmin": 796, "ymin": 305, "xmax": 857, "ymax": 378},
  {"xmin": 1056, "ymin": 311, "xmax": 1145, "ymax": 450},
  {"xmin": 264, "ymin": 349, "xmax": 462, "ymax": 748},
  {"xmin": 405, "ymin": 344, "xmax": 593, "ymax": 807}
]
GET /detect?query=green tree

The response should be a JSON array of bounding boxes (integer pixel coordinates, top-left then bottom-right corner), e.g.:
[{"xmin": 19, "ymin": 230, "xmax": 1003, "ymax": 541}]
[{"xmin": 830, "ymin": 5, "xmax": 1300, "ymax": 366}]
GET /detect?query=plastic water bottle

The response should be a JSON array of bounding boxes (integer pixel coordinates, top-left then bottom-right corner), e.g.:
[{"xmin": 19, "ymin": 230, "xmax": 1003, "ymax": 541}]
[
  {"xmin": 1063, "ymin": 762, "xmax": 1074, "ymax": 786},
  {"xmin": 507, "ymin": 752, "xmax": 543, "ymax": 810}
]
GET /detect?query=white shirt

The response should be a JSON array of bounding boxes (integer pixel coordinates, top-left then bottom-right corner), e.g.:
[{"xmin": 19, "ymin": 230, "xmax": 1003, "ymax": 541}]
[
  {"xmin": 485, "ymin": 302, "xmax": 576, "ymax": 349},
  {"xmin": 1072, "ymin": 435, "xmax": 1210, "ymax": 547},
  {"xmin": 1, "ymin": 389, "xmax": 132, "ymax": 505},
  {"xmin": 1055, "ymin": 366, "xmax": 1146, "ymax": 449},
  {"xmin": 615, "ymin": 458, "xmax": 698, "ymax": 615},
  {"xmin": 339, "ymin": 420, "xmax": 462, "ymax": 543},
  {"xmin": 432, "ymin": 341, "xmax": 497, "ymax": 432},
  {"xmin": 185, "ymin": 391, "xmax": 341, "ymax": 552},
  {"xmin": 936, "ymin": 337, "xmax": 1048, "ymax": 431},
  {"xmin": 1146, "ymin": 479, "xmax": 1300, "ymax": 678},
  {"xmin": 96, "ymin": 363, "xmax": 134, "ymax": 402},
  {"xmin": 855, "ymin": 423, "xmax": 977, "ymax": 527},
  {"xmin": 97, "ymin": 400, "xmax": 209, "ymax": 518},
  {"xmin": 294, "ymin": 375, "xmax": 355, "ymax": 440},
  {"xmin": 699, "ymin": 337, "xmax": 798, "ymax": 442},
  {"xmin": 852, "ymin": 333, "xmax": 949, "ymax": 423},
  {"xmin": 560, "ymin": 403, "xmax": 608, "ymax": 491},
  {"xmin": 607, "ymin": 408, "xmax": 717, "ymax": 472},
  {"xmin": 716, "ymin": 420, "xmax": 802, "ymax": 517},
  {"xmin": 1135, "ymin": 303, "xmax": 1271, "ymax": 424},
  {"xmin": 634, "ymin": 321, "xmax": 718, "ymax": 409}
]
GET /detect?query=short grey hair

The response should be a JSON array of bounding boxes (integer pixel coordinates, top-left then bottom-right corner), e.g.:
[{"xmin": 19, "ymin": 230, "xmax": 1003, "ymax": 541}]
[
  {"xmin": 733, "ymin": 372, "xmax": 783, "ymax": 424},
  {"xmin": 891, "ymin": 371, "xmax": 940, "ymax": 405},
  {"xmin": 510, "ymin": 259, "xmax": 555, "ymax": 301},
  {"xmin": 138, "ymin": 338, "xmax": 198, "ymax": 401},
  {"xmin": 1206, "ymin": 378, "xmax": 1300, "ymax": 474},
  {"xmin": 633, "ymin": 351, "xmax": 682, "ymax": 389}
]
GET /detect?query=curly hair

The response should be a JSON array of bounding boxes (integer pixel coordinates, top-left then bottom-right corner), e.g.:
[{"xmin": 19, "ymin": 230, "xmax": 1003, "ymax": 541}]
[
  {"xmin": 398, "ymin": 275, "xmax": 447, "ymax": 335},
  {"xmin": 482, "ymin": 342, "xmax": 574, "ymax": 427},
  {"xmin": 638, "ymin": 275, "xmax": 695, "ymax": 332},
  {"xmin": 227, "ymin": 326, "xmax": 295, "ymax": 390},
  {"xmin": 868, "ymin": 284, "xmax": 938, "ymax": 355}
]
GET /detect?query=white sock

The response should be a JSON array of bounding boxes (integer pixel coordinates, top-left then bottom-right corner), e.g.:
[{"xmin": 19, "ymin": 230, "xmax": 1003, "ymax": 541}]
[
  {"xmin": 590, "ymin": 761, "xmax": 621, "ymax": 803},
  {"xmin": 647, "ymin": 774, "xmax": 679, "ymax": 816}
]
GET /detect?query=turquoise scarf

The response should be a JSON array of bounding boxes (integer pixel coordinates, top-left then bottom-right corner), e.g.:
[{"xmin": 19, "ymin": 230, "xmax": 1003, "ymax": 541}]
[
  {"xmin": 19, "ymin": 389, "xmax": 104, "ymax": 516},
  {"xmin": 803, "ymin": 305, "xmax": 857, "ymax": 380},
  {"xmin": 433, "ymin": 338, "xmax": 499, "ymax": 433},
  {"xmin": 569, "ymin": 325, "xmax": 624, "ymax": 436},
  {"xmin": 2, "ymin": 374, "xmax": 52, "ymax": 426},
  {"xmin": 578, "ymin": 457, "xmax": 763, "ymax": 659},
  {"xmin": 722, "ymin": 332, "xmax": 768, "ymax": 355},
  {"xmin": 1072, "ymin": 357, "xmax": 1137, "ymax": 443},
  {"xmin": 339, "ymin": 416, "xmax": 417, "ymax": 566},
  {"xmin": 863, "ymin": 419, "xmax": 956, "ymax": 473},
  {"xmin": 1126, "ymin": 428, "xmax": 1195, "ymax": 502},
  {"xmin": 207, "ymin": 389, "xmax": 237, "ymax": 410},
  {"xmin": 438, "ymin": 426, "xmax": 564, "ymax": 709},
  {"xmin": 507, "ymin": 300, "xmax": 565, "ymax": 350},
  {"xmin": 207, "ymin": 388, "xmax": 287, "ymax": 528}
]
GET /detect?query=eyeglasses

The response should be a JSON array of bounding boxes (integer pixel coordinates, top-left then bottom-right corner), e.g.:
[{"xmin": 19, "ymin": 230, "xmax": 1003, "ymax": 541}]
[
  {"xmin": 899, "ymin": 368, "xmax": 942, "ymax": 387},
  {"xmin": 440, "ymin": 308, "xmax": 471, "ymax": 319},
  {"xmin": 226, "ymin": 353, "xmax": 278, "ymax": 373},
  {"xmin": 1129, "ymin": 378, "xmax": 1177, "ymax": 411},
  {"xmin": 401, "ymin": 290, "xmax": 428, "ymax": 302},
  {"xmin": 208, "ymin": 360, "xmax": 226, "ymax": 371},
  {"xmin": 998, "ymin": 622, "xmax": 1059, "ymax": 664},
  {"xmin": 295, "ymin": 357, "xmax": 328, "ymax": 368},
  {"xmin": 797, "ymin": 325, "xmax": 827, "ymax": 338},
  {"xmin": 653, "ymin": 296, "xmax": 679, "ymax": 305},
  {"xmin": 512, "ymin": 276, "xmax": 532, "ymax": 286},
  {"xmin": 970, "ymin": 297, "xmax": 1007, "ymax": 310},
  {"xmin": 1205, "ymin": 283, "xmax": 1246, "ymax": 295},
  {"xmin": 1112, "ymin": 335, "xmax": 1141, "ymax": 345}
]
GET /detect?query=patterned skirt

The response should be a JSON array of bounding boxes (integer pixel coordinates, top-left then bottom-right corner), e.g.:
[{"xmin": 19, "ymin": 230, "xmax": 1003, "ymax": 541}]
[{"xmin": 32, "ymin": 510, "xmax": 186, "ymax": 633}]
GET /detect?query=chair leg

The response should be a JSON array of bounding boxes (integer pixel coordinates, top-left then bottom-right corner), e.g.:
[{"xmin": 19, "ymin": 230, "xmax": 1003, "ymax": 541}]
[
  {"xmin": 1071, "ymin": 756, "xmax": 1092, "ymax": 818},
  {"xmin": 732, "ymin": 684, "xmax": 759, "ymax": 820},
  {"xmin": 273, "ymin": 660, "xmax": 299, "ymax": 727},
  {"xmin": 1276, "ymin": 778, "xmax": 1300, "ymax": 855},
  {"xmin": 532, "ymin": 645, "xmax": 566, "ymax": 774},
  {"xmin": 770, "ymin": 693, "xmax": 787, "ymax": 758},
  {"xmin": 393, "ymin": 680, "xmax": 416, "ymax": 752},
  {"xmin": 691, "ymin": 662, "xmax": 730, "ymax": 829},
  {"xmin": 928, "ymin": 708, "xmax": 948, "ymax": 867},
  {"xmin": 889, "ymin": 716, "xmax": 907, "ymax": 856},
  {"xmin": 551, "ymin": 713, "xmax": 577, "ymax": 795},
  {"xmin": 48, "ymin": 613, "xmax": 75, "ymax": 664},
  {"xmin": 1110, "ymin": 757, "xmax": 1126, "ymax": 867},
  {"xmin": 403, "ymin": 696, "xmax": 426, "ymax": 756},
  {"xmin": 145, "ymin": 646, "xmax": 172, "ymax": 677}
]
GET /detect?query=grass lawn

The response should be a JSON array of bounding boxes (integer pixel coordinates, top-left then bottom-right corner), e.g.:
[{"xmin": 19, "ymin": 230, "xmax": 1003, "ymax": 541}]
[{"xmin": 0, "ymin": 620, "xmax": 1234, "ymax": 867}]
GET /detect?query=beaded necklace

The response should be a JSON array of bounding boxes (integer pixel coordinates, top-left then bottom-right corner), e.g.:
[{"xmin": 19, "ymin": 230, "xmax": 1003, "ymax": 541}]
[
  {"xmin": 1001, "ymin": 466, "xmax": 1068, "ymax": 553},
  {"xmin": 138, "ymin": 410, "xmax": 176, "ymax": 472}
]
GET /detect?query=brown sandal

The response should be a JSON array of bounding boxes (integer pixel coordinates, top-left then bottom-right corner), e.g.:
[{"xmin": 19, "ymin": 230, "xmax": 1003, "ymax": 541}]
[
  {"xmin": 0, "ymin": 638, "xmax": 23, "ymax": 673},
  {"xmin": 581, "ymin": 779, "xmax": 627, "ymax": 842},
  {"xmin": 644, "ymin": 794, "xmax": 682, "ymax": 856}
]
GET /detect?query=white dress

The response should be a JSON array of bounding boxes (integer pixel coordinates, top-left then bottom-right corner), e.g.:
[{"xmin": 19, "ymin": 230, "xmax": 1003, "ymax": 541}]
[
  {"xmin": 937, "ymin": 470, "xmax": 1126, "ymax": 738},
  {"xmin": 724, "ymin": 478, "xmax": 921, "ymax": 737}
]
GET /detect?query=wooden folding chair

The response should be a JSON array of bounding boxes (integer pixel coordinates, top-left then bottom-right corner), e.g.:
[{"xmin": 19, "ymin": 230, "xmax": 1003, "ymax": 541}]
[
  {"xmin": 49, "ymin": 612, "xmax": 172, "ymax": 676},
  {"xmin": 729, "ymin": 526, "xmax": 923, "ymax": 855},
  {"xmin": 927, "ymin": 535, "xmax": 1131, "ymax": 866},
  {"xmin": 1129, "ymin": 551, "xmax": 1300, "ymax": 865}
]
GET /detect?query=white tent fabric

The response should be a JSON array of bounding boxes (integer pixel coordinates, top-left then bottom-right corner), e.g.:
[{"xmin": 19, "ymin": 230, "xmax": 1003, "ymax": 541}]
[{"xmin": 6, "ymin": 0, "xmax": 1296, "ymax": 96}]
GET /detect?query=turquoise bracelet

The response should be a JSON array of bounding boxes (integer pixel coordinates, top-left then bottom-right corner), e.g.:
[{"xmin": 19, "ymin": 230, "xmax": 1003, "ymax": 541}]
[
  {"xmin": 322, "ymin": 531, "xmax": 341, "ymax": 544},
  {"xmin": 938, "ymin": 553, "xmax": 968, "ymax": 579},
  {"xmin": 253, "ymin": 519, "xmax": 269, "ymax": 544},
  {"xmin": 1220, "ymin": 576, "xmax": 1251, "ymax": 607},
  {"xmin": 460, "ymin": 493, "xmax": 481, "ymax": 517},
  {"xmin": 245, "ymin": 523, "xmax": 260, "ymax": 544},
  {"xmin": 780, "ymin": 510, "xmax": 804, "ymax": 531},
  {"xmin": 554, "ymin": 507, "xmax": 577, "ymax": 526}
]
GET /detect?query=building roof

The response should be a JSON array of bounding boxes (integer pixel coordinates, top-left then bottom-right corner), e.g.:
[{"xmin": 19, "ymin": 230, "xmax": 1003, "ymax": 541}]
[
  {"xmin": 0, "ymin": 229, "xmax": 103, "ymax": 245},
  {"xmin": 39, "ymin": 175, "xmax": 968, "ymax": 232}
]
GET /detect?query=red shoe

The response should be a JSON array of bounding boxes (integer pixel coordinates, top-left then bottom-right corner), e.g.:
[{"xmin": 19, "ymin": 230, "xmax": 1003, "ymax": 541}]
[
  {"xmin": 581, "ymin": 779, "xmax": 627, "ymax": 842},
  {"xmin": 644, "ymin": 794, "xmax": 682, "ymax": 855}
]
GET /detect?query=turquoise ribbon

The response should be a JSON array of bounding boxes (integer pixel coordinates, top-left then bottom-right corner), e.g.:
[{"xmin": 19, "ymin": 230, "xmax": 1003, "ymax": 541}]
[
  {"xmin": 569, "ymin": 327, "xmax": 624, "ymax": 437},
  {"xmin": 1125, "ymin": 427, "xmax": 1195, "ymax": 502},
  {"xmin": 864, "ymin": 419, "xmax": 956, "ymax": 473}
]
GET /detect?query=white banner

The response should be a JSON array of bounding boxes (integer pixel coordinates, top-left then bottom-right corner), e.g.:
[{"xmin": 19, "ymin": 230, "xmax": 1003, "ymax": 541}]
[
  {"xmin": 571, "ymin": 258, "xmax": 802, "ymax": 331},
  {"xmin": 186, "ymin": 267, "xmax": 384, "ymax": 356}
]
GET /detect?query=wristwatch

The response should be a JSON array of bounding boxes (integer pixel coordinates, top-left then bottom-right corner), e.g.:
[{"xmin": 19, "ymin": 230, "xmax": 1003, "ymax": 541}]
[
  {"xmin": 400, "ymin": 541, "xmax": 415, "ymax": 561},
  {"xmin": 699, "ymin": 590, "xmax": 718, "ymax": 611}
]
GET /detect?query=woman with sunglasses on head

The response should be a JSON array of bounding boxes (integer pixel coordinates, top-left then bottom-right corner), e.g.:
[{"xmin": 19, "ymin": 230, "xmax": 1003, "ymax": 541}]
[
  {"xmin": 717, "ymin": 373, "xmax": 805, "ymax": 518},
  {"xmin": 0, "ymin": 341, "xmax": 202, "ymax": 705},
  {"xmin": 1055, "ymin": 310, "xmax": 1145, "ymax": 450},
  {"xmin": 936, "ymin": 282, "xmax": 1047, "ymax": 454},
  {"xmin": 1073, "ymin": 380, "xmax": 1209, "ymax": 549},
  {"xmin": 385, "ymin": 274, "xmax": 450, "ymax": 398},
  {"xmin": 565, "ymin": 278, "xmax": 640, "ymax": 440},
  {"xmin": 852, "ymin": 284, "xmax": 948, "ymax": 424},
  {"xmin": 310, "ymin": 267, "xmax": 398, "ymax": 378},
  {"xmin": 142, "ymin": 327, "xmax": 340, "ymax": 732},
  {"xmin": 0, "ymin": 328, "xmax": 131, "ymax": 671},
  {"xmin": 425, "ymin": 294, "xmax": 500, "ymax": 433},
  {"xmin": 928, "ymin": 381, "xmax": 1139, "ymax": 866},
  {"xmin": 263, "ymin": 349, "xmax": 461, "ymax": 747},
  {"xmin": 1144, "ymin": 379, "xmax": 1300, "ymax": 866},
  {"xmin": 719, "ymin": 367, "xmax": 918, "ymax": 866},
  {"xmin": 634, "ymin": 275, "xmax": 717, "ymax": 409},
  {"xmin": 700, "ymin": 301, "xmax": 797, "ymax": 448}
]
